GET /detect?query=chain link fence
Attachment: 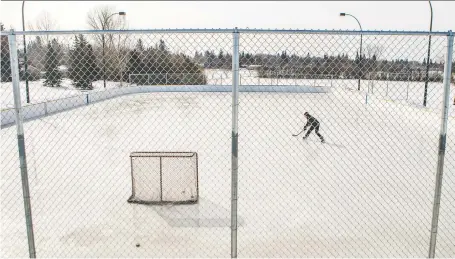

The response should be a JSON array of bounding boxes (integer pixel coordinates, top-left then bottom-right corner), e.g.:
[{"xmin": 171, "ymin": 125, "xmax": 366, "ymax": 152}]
[{"xmin": 1, "ymin": 28, "xmax": 454, "ymax": 258}]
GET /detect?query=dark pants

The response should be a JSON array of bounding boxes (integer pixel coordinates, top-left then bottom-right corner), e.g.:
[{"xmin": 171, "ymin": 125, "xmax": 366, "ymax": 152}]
[{"xmin": 304, "ymin": 123, "xmax": 325, "ymax": 141}]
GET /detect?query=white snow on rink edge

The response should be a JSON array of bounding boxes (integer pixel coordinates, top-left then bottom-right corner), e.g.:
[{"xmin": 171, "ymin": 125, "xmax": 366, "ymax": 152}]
[
  {"xmin": 2, "ymin": 69, "xmax": 453, "ymax": 111},
  {"xmin": 0, "ymin": 83, "xmax": 454, "ymax": 257}
]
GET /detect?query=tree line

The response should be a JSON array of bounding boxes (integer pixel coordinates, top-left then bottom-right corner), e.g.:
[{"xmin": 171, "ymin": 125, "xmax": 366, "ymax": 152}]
[
  {"xmin": 198, "ymin": 49, "xmax": 446, "ymax": 82},
  {"xmin": 1, "ymin": 25, "xmax": 206, "ymax": 88},
  {"xmin": 1, "ymin": 6, "xmax": 207, "ymax": 88},
  {"xmin": 1, "ymin": 5, "xmax": 454, "ymax": 86},
  {"xmin": 126, "ymin": 39, "xmax": 206, "ymax": 85}
]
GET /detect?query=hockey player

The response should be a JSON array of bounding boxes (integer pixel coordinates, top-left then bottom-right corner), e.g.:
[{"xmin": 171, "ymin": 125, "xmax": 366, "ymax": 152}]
[{"xmin": 293, "ymin": 112, "xmax": 325, "ymax": 143}]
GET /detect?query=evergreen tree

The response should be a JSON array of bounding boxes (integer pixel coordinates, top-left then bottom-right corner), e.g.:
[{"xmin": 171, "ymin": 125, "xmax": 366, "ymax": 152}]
[
  {"xmin": 281, "ymin": 51, "xmax": 289, "ymax": 63},
  {"xmin": 136, "ymin": 39, "xmax": 145, "ymax": 53},
  {"xmin": 43, "ymin": 42, "xmax": 62, "ymax": 87},
  {"xmin": 69, "ymin": 34, "xmax": 99, "ymax": 90},
  {"xmin": 158, "ymin": 39, "xmax": 167, "ymax": 53},
  {"xmin": 204, "ymin": 50, "xmax": 216, "ymax": 68},
  {"xmin": 125, "ymin": 50, "xmax": 144, "ymax": 82},
  {"xmin": 218, "ymin": 49, "xmax": 224, "ymax": 59},
  {"xmin": 69, "ymin": 35, "xmax": 84, "ymax": 88},
  {"xmin": 50, "ymin": 38, "xmax": 63, "ymax": 64},
  {"xmin": 0, "ymin": 23, "xmax": 12, "ymax": 82},
  {"xmin": 140, "ymin": 44, "xmax": 206, "ymax": 85},
  {"xmin": 26, "ymin": 36, "xmax": 45, "ymax": 73}
]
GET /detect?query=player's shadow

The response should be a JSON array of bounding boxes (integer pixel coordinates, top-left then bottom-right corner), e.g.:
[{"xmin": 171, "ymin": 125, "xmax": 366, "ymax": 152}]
[
  {"xmin": 153, "ymin": 197, "xmax": 242, "ymax": 228},
  {"xmin": 305, "ymin": 139, "xmax": 346, "ymax": 149}
]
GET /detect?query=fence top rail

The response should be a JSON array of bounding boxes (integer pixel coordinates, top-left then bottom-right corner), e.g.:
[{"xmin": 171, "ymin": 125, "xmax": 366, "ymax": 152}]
[
  {"xmin": 238, "ymin": 29, "xmax": 452, "ymax": 36},
  {"xmin": 0, "ymin": 28, "xmax": 452, "ymax": 36}
]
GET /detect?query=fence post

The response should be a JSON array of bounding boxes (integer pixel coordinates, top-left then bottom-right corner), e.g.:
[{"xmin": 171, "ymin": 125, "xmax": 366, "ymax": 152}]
[
  {"xmin": 231, "ymin": 27, "xmax": 240, "ymax": 259},
  {"xmin": 428, "ymin": 30, "xmax": 454, "ymax": 258},
  {"xmin": 8, "ymin": 31, "xmax": 37, "ymax": 258}
]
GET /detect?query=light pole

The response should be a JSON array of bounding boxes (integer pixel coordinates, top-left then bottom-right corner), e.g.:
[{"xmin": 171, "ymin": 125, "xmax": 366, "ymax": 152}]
[
  {"xmin": 423, "ymin": 1, "xmax": 433, "ymax": 107},
  {"xmin": 340, "ymin": 12, "xmax": 363, "ymax": 91},
  {"xmin": 101, "ymin": 11, "xmax": 126, "ymax": 89},
  {"xmin": 22, "ymin": 1, "xmax": 30, "ymax": 103}
]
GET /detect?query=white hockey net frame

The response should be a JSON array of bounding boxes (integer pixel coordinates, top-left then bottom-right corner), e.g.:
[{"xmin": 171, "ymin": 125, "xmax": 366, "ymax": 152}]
[{"xmin": 127, "ymin": 152, "xmax": 199, "ymax": 205}]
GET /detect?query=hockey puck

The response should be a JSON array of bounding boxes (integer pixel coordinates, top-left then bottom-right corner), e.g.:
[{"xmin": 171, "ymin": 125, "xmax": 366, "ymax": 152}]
[{"xmin": 136, "ymin": 243, "xmax": 140, "ymax": 247}]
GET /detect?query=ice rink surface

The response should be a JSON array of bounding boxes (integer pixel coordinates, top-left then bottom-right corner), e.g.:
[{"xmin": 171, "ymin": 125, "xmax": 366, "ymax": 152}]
[{"xmin": 1, "ymin": 80, "xmax": 454, "ymax": 257}]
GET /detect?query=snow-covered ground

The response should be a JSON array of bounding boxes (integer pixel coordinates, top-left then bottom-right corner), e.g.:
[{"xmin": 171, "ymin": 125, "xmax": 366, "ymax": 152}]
[
  {"xmin": 2, "ymin": 69, "xmax": 453, "ymax": 112},
  {"xmin": 0, "ymin": 79, "xmax": 127, "ymax": 109},
  {"xmin": 1, "ymin": 79, "xmax": 454, "ymax": 257}
]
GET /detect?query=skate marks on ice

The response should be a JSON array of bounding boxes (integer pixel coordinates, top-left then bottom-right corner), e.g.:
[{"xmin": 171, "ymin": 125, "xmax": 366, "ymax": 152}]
[
  {"xmin": 306, "ymin": 139, "xmax": 346, "ymax": 149},
  {"xmin": 151, "ymin": 197, "xmax": 243, "ymax": 228},
  {"xmin": 291, "ymin": 133, "xmax": 346, "ymax": 149}
]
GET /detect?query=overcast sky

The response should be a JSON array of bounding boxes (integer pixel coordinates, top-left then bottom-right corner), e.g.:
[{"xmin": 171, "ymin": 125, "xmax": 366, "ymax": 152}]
[{"xmin": 1, "ymin": 1, "xmax": 454, "ymax": 32}]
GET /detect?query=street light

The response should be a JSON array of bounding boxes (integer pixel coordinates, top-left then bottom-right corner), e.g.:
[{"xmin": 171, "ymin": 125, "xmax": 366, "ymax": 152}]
[
  {"xmin": 340, "ymin": 12, "xmax": 363, "ymax": 91},
  {"xmin": 101, "ymin": 11, "xmax": 126, "ymax": 89},
  {"xmin": 22, "ymin": 1, "xmax": 30, "ymax": 103},
  {"xmin": 423, "ymin": 1, "xmax": 433, "ymax": 107}
]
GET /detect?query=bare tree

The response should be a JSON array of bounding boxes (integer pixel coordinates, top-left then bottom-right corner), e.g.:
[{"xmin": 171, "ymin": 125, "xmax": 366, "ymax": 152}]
[
  {"xmin": 87, "ymin": 5, "xmax": 127, "ymax": 47},
  {"xmin": 365, "ymin": 44, "xmax": 384, "ymax": 60},
  {"xmin": 21, "ymin": 12, "xmax": 63, "ymax": 74},
  {"xmin": 86, "ymin": 5, "xmax": 130, "ymax": 84},
  {"xmin": 364, "ymin": 44, "xmax": 385, "ymax": 79},
  {"xmin": 36, "ymin": 11, "xmax": 57, "ymax": 31},
  {"xmin": 27, "ymin": 11, "xmax": 57, "ymax": 44}
]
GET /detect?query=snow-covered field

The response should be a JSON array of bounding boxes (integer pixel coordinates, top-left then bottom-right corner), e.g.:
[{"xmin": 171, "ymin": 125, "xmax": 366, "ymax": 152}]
[
  {"xmin": 0, "ymin": 79, "xmax": 127, "ymax": 109},
  {"xmin": 2, "ymin": 69, "xmax": 453, "ymax": 112},
  {"xmin": 1, "ymin": 70, "xmax": 454, "ymax": 257}
]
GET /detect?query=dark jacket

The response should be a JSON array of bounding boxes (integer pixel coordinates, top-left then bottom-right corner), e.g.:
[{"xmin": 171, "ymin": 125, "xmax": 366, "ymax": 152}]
[{"xmin": 304, "ymin": 114, "xmax": 319, "ymax": 128}]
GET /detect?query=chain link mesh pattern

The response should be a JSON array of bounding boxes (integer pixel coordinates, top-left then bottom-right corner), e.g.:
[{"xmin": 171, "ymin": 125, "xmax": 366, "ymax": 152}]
[
  {"xmin": 438, "ymin": 38, "xmax": 455, "ymax": 257},
  {"xmin": 1, "ymin": 31, "xmax": 233, "ymax": 257},
  {"xmin": 1, "ymin": 29, "xmax": 454, "ymax": 257},
  {"xmin": 236, "ymin": 32, "xmax": 453, "ymax": 257}
]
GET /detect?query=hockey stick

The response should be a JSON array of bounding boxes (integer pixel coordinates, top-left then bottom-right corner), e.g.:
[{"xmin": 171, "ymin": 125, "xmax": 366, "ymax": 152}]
[{"xmin": 292, "ymin": 128, "xmax": 306, "ymax": 137}]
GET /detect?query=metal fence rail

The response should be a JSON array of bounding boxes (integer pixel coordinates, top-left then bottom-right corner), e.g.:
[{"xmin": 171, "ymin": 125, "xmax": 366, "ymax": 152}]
[
  {"xmin": 0, "ymin": 28, "xmax": 453, "ymax": 258},
  {"xmin": 1, "ymin": 28, "xmax": 452, "ymax": 36}
]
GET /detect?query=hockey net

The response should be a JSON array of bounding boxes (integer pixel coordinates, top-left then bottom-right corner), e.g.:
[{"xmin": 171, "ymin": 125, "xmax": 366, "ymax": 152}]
[{"xmin": 127, "ymin": 152, "xmax": 198, "ymax": 205}]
